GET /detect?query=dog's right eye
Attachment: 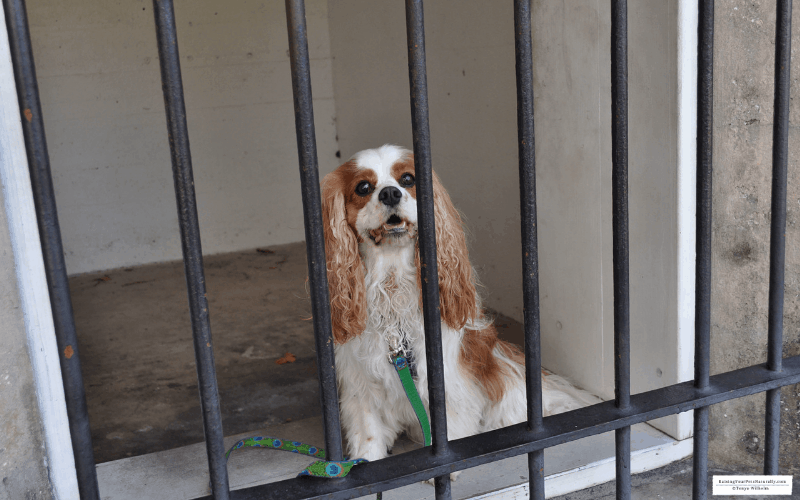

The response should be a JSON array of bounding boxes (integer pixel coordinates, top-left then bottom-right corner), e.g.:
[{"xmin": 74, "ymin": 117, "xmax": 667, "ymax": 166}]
[{"xmin": 355, "ymin": 181, "xmax": 373, "ymax": 197}]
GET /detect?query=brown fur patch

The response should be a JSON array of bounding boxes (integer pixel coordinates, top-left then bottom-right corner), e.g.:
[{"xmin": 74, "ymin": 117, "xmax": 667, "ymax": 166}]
[
  {"xmin": 320, "ymin": 161, "xmax": 377, "ymax": 344},
  {"xmin": 403, "ymin": 164, "xmax": 479, "ymax": 329},
  {"xmin": 460, "ymin": 324, "xmax": 517, "ymax": 403},
  {"xmin": 391, "ymin": 156, "xmax": 417, "ymax": 199},
  {"xmin": 431, "ymin": 171, "xmax": 479, "ymax": 329},
  {"xmin": 330, "ymin": 161, "xmax": 378, "ymax": 231}
]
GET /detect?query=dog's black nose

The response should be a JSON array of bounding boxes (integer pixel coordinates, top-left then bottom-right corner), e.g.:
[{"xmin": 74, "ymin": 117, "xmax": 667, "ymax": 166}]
[{"xmin": 378, "ymin": 186, "xmax": 402, "ymax": 207}]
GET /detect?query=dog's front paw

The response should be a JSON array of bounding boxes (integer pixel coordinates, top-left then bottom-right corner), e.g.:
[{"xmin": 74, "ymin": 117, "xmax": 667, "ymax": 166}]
[
  {"xmin": 350, "ymin": 441, "xmax": 390, "ymax": 463},
  {"xmin": 423, "ymin": 471, "xmax": 460, "ymax": 486}
]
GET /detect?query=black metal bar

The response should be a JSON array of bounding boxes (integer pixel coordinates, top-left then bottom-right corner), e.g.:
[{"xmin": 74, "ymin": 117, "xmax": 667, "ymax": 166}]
[
  {"xmin": 692, "ymin": 407, "xmax": 709, "ymax": 499},
  {"xmin": 764, "ymin": 0, "xmax": 792, "ymax": 476},
  {"xmin": 610, "ymin": 0, "xmax": 631, "ymax": 499},
  {"xmin": 204, "ymin": 354, "xmax": 800, "ymax": 500},
  {"xmin": 694, "ymin": 0, "xmax": 714, "ymax": 394},
  {"xmin": 151, "ymin": 1, "xmax": 230, "ymax": 497},
  {"xmin": 693, "ymin": 1, "xmax": 714, "ymax": 497},
  {"xmin": 764, "ymin": 390, "xmax": 781, "ymax": 473},
  {"xmin": 434, "ymin": 476, "xmax": 452, "ymax": 498},
  {"xmin": 513, "ymin": 0, "xmax": 545, "ymax": 498},
  {"xmin": 615, "ymin": 426, "xmax": 631, "ymax": 498},
  {"xmin": 284, "ymin": 0, "xmax": 344, "ymax": 463},
  {"xmin": 405, "ymin": 1, "xmax": 450, "ymax": 496},
  {"xmin": 3, "ymin": 1, "xmax": 100, "ymax": 497},
  {"xmin": 610, "ymin": 0, "xmax": 630, "ymax": 413}
]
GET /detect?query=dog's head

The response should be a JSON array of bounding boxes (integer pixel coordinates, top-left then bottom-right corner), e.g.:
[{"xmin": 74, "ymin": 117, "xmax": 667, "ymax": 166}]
[{"xmin": 321, "ymin": 145, "xmax": 479, "ymax": 344}]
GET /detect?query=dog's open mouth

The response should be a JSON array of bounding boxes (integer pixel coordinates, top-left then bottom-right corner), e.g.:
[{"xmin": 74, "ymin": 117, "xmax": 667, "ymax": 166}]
[
  {"xmin": 384, "ymin": 214, "xmax": 405, "ymax": 233},
  {"xmin": 368, "ymin": 215, "xmax": 413, "ymax": 244}
]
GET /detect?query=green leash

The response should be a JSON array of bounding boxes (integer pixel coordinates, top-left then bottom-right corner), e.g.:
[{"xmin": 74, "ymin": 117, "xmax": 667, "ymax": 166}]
[
  {"xmin": 224, "ymin": 354, "xmax": 432, "ymax": 496},
  {"xmin": 390, "ymin": 354, "xmax": 432, "ymax": 447},
  {"xmin": 223, "ymin": 436, "xmax": 367, "ymax": 478}
]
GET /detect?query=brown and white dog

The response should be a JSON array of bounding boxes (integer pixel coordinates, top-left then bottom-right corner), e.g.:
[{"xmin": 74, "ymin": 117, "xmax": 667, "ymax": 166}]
[{"xmin": 320, "ymin": 144, "xmax": 595, "ymax": 465}]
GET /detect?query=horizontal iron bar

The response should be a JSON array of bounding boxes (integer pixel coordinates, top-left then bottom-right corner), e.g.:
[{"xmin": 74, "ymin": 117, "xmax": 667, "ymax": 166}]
[{"xmin": 200, "ymin": 354, "xmax": 800, "ymax": 500}]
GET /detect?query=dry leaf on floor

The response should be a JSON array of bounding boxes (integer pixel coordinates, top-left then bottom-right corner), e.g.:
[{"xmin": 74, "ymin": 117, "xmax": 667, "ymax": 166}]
[{"xmin": 276, "ymin": 352, "xmax": 296, "ymax": 365}]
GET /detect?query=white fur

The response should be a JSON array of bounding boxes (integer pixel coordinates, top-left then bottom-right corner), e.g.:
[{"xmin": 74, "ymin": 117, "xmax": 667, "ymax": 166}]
[{"xmin": 333, "ymin": 145, "xmax": 598, "ymax": 467}]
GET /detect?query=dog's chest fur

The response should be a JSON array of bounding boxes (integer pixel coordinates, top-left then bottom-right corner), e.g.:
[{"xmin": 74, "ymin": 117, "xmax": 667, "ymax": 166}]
[
  {"xmin": 334, "ymin": 242, "xmax": 429, "ymax": 406},
  {"xmin": 363, "ymin": 244, "xmax": 420, "ymax": 356}
]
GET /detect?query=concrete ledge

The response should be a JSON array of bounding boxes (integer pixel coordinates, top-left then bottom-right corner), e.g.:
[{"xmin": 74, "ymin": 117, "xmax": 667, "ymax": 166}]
[
  {"xmin": 470, "ymin": 434, "xmax": 693, "ymax": 499},
  {"xmin": 97, "ymin": 416, "xmax": 691, "ymax": 499}
]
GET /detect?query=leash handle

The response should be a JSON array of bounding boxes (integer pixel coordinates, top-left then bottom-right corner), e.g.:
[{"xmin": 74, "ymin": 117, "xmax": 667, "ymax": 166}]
[
  {"xmin": 221, "ymin": 356, "xmax": 430, "ymax": 498},
  {"xmin": 224, "ymin": 436, "xmax": 367, "ymax": 478}
]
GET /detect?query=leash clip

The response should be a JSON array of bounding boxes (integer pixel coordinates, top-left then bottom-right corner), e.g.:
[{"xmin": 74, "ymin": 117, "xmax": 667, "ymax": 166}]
[{"xmin": 387, "ymin": 336, "xmax": 403, "ymax": 363}]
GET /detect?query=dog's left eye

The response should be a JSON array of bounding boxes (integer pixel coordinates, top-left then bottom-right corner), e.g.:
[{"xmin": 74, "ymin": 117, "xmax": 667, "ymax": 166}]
[{"xmin": 399, "ymin": 173, "xmax": 415, "ymax": 187}]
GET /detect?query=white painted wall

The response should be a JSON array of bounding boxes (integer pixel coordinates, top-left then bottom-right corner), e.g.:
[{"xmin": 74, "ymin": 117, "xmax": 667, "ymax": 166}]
[
  {"xmin": 328, "ymin": 0, "xmax": 693, "ymax": 439},
  {"xmin": 329, "ymin": 0, "xmax": 523, "ymax": 315},
  {"xmin": 26, "ymin": 0, "xmax": 339, "ymax": 275}
]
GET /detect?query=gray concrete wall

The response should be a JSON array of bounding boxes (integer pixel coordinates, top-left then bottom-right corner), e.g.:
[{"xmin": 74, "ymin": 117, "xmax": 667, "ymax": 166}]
[
  {"xmin": 708, "ymin": 0, "xmax": 800, "ymax": 474},
  {"xmin": 0, "ymin": 182, "xmax": 53, "ymax": 499},
  {"xmin": 26, "ymin": 0, "xmax": 339, "ymax": 275},
  {"xmin": 329, "ymin": 0, "xmax": 689, "ymax": 437}
]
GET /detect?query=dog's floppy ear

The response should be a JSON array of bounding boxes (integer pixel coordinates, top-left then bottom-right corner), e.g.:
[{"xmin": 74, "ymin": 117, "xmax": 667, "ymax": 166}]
[
  {"xmin": 429, "ymin": 170, "xmax": 480, "ymax": 330},
  {"xmin": 321, "ymin": 167, "xmax": 366, "ymax": 344}
]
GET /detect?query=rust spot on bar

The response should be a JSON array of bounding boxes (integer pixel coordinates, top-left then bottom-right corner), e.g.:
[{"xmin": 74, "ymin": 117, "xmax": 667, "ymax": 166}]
[
  {"xmin": 23, "ymin": 109, "xmax": 32, "ymax": 122},
  {"xmin": 64, "ymin": 345, "xmax": 74, "ymax": 359}
]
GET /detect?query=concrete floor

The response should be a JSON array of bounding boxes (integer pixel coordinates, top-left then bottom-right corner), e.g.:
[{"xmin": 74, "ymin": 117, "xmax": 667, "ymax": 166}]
[
  {"xmin": 73, "ymin": 244, "xmax": 790, "ymax": 498},
  {"xmin": 70, "ymin": 241, "xmax": 527, "ymax": 464},
  {"xmin": 552, "ymin": 457, "xmax": 800, "ymax": 500}
]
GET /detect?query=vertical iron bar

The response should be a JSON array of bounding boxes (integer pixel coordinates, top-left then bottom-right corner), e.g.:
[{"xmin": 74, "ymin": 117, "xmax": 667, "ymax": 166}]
[
  {"xmin": 694, "ymin": 0, "xmax": 714, "ymax": 395},
  {"xmin": 693, "ymin": 1, "xmax": 713, "ymax": 498},
  {"xmin": 151, "ymin": 1, "xmax": 230, "ymax": 497},
  {"xmin": 405, "ymin": 0, "xmax": 451, "ymax": 496},
  {"xmin": 765, "ymin": 387, "xmax": 781, "ymax": 473},
  {"xmin": 615, "ymin": 427, "xmax": 631, "ymax": 499},
  {"xmin": 611, "ymin": 1, "xmax": 631, "ymax": 499},
  {"xmin": 284, "ymin": 0, "xmax": 344, "ymax": 462},
  {"xmin": 610, "ymin": 0, "xmax": 631, "ymax": 415},
  {"xmin": 513, "ymin": 1, "xmax": 545, "ymax": 499},
  {"xmin": 764, "ymin": 0, "xmax": 792, "ymax": 476},
  {"xmin": 692, "ymin": 408, "xmax": 710, "ymax": 499},
  {"xmin": 2, "ymin": 0, "xmax": 100, "ymax": 497},
  {"xmin": 434, "ymin": 475, "xmax": 452, "ymax": 498}
]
